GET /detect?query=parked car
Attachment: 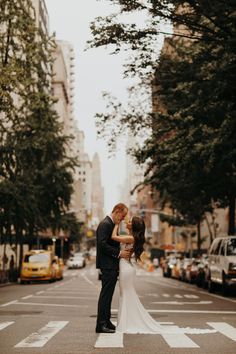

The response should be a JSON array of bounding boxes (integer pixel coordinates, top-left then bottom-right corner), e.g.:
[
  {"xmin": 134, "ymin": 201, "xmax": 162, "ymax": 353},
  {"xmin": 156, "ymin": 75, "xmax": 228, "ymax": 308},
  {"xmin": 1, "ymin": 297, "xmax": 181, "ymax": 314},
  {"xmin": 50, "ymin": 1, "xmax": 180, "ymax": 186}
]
[
  {"xmin": 208, "ymin": 236, "xmax": 236, "ymax": 295},
  {"xmin": 171, "ymin": 258, "xmax": 184, "ymax": 279},
  {"xmin": 180, "ymin": 258, "xmax": 192, "ymax": 281},
  {"xmin": 20, "ymin": 250, "xmax": 56, "ymax": 284},
  {"xmin": 162, "ymin": 256, "xmax": 177, "ymax": 277},
  {"xmin": 195, "ymin": 257, "xmax": 209, "ymax": 288},
  {"xmin": 67, "ymin": 255, "xmax": 86, "ymax": 269},
  {"xmin": 185, "ymin": 259, "xmax": 201, "ymax": 283}
]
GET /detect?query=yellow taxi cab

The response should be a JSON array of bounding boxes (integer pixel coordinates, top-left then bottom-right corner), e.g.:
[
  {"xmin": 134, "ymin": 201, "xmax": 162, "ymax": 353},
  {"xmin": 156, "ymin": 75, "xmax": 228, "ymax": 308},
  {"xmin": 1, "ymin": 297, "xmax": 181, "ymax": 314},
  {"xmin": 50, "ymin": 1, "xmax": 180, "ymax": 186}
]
[
  {"xmin": 20, "ymin": 250, "xmax": 56, "ymax": 284},
  {"xmin": 52, "ymin": 255, "xmax": 64, "ymax": 280}
]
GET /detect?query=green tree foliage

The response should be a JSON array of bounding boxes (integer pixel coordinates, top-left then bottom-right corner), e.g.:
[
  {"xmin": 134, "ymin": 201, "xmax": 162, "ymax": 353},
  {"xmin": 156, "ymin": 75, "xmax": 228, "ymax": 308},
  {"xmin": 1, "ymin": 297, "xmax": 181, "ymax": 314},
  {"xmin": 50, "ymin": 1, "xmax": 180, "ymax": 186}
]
[
  {"xmin": 89, "ymin": 0, "xmax": 236, "ymax": 236},
  {"xmin": 0, "ymin": 0, "xmax": 76, "ymax": 265},
  {"xmin": 57, "ymin": 212, "xmax": 82, "ymax": 244}
]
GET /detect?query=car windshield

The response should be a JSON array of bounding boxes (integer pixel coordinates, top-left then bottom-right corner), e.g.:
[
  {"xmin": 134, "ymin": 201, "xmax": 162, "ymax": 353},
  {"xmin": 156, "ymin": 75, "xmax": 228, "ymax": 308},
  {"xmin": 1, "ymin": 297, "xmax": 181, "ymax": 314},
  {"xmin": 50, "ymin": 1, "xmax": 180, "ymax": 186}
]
[
  {"xmin": 24, "ymin": 253, "xmax": 50, "ymax": 263},
  {"xmin": 226, "ymin": 239, "xmax": 236, "ymax": 256}
]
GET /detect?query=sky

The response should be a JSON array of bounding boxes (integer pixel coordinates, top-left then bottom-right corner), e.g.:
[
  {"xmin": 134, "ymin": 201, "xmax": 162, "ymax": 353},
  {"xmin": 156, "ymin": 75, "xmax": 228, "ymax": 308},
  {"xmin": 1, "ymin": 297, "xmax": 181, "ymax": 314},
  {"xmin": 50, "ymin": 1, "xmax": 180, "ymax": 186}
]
[{"xmin": 45, "ymin": 0, "xmax": 139, "ymax": 214}]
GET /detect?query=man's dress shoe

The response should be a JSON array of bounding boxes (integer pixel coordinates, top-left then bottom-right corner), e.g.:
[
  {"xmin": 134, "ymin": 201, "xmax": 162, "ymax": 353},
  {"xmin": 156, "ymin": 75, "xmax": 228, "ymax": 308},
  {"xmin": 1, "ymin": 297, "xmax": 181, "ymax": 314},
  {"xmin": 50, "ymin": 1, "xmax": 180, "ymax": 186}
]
[
  {"xmin": 96, "ymin": 325, "xmax": 115, "ymax": 333},
  {"xmin": 107, "ymin": 321, "xmax": 116, "ymax": 330}
]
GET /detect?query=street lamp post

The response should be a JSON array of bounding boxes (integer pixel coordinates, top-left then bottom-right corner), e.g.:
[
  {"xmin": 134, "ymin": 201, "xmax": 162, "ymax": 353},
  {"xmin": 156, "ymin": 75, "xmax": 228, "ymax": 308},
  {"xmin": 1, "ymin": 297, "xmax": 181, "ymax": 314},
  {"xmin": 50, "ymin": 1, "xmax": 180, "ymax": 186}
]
[{"xmin": 52, "ymin": 237, "xmax": 56, "ymax": 256}]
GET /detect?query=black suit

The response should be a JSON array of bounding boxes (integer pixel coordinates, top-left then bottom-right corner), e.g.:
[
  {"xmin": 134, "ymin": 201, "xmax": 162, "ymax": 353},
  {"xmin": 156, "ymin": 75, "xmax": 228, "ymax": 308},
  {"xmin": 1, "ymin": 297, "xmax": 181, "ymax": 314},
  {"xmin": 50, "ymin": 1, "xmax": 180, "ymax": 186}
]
[{"xmin": 96, "ymin": 216, "xmax": 120, "ymax": 329}]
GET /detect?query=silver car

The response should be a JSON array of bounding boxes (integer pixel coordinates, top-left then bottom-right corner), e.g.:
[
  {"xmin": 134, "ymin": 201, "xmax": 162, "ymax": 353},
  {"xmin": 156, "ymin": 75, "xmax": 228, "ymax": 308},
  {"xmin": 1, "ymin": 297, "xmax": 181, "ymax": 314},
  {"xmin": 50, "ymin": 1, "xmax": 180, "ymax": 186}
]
[
  {"xmin": 208, "ymin": 236, "xmax": 236, "ymax": 295},
  {"xmin": 67, "ymin": 256, "xmax": 86, "ymax": 269}
]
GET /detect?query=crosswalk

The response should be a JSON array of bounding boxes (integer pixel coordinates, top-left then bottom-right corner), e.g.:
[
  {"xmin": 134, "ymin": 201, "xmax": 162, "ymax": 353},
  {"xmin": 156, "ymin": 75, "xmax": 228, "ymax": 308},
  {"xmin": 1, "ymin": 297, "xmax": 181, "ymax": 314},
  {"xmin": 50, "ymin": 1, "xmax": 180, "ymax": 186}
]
[
  {"xmin": 1, "ymin": 320, "xmax": 236, "ymax": 349},
  {"xmin": 95, "ymin": 321, "xmax": 236, "ymax": 349},
  {"xmin": 15, "ymin": 321, "xmax": 69, "ymax": 348}
]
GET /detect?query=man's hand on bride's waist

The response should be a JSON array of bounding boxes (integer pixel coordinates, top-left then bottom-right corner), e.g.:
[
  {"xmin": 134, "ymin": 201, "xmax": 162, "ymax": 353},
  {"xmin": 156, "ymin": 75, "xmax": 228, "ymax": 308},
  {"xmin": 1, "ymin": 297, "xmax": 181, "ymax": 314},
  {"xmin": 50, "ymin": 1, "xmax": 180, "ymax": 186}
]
[{"xmin": 119, "ymin": 249, "xmax": 133, "ymax": 260}]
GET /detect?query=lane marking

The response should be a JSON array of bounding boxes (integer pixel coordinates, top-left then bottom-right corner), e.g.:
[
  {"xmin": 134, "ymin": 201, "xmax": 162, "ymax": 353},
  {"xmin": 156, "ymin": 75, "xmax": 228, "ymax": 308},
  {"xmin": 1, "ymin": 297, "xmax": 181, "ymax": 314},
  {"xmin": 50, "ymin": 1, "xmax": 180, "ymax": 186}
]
[
  {"xmin": 94, "ymin": 332, "xmax": 123, "ymax": 348},
  {"xmin": 111, "ymin": 309, "xmax": 236, "ymax": 314},
  {"xmin": 33, "ymin": 295, "xmax": 97, "ymax": 299},
  {"xmin": 36, "ymin": 291, "xmax": 45, "ymax": 295},
  {"xmin": 199, "ymin": 290, "xmax": 236, "ymax": 304},
  {"xmin": 161, "ymin": 326, "xmax": 199, "ymax": 348},
  {"xmin": 147, "ymin": 293, "xmax": 159, "ymax": 297},
  {"xmin": 145, "ymin": 278, "xmax": 236, "ymax": 304},
  {"xmin": 208, "ymin": 322, "xmax": 236, "ymax": 341},
  {"xmin": 95, "ymin": 322, "xmax": 123, "ymax": 348},
  {"xmin": 0, "ymin": 321, "xmax": 14, "ymax": 331},
  {"xmin": 15, "ymin": 321, "xmax": 69, "ymax": 348},
  {"xmin": 184, "ymin": 294, "xmax": 199, "ymax": 299},
  {"xmin": 45, "ymin": 290, "xmax": 87, "ymax": 294},
  {"xmin": 151, "ymin": 301, "xmax": 212, "ymax": 305},
  {"xmin": 145, "ymin": 279, "xmax": 186, "ymax": 290},
  {"xmin": 22, "ymin": 295, "xmax": 33, "ymax": 300},
  {"xmin": 48, "ymin": 289, "xmax": 95, "ymax": 293},
  {"xmin": 162, "ymin": 294, "xmax": 170, "ymax": 297},
  {"xmin": 94, "ymin": 322, "xmax": 216, "ymax": 348},
  {"xmin": 174, "ymin": 294, "xmax": 183, "ymax": 298},
  {"xmin": 81, "ymin": 273, "xmax": 98, "ymax": 288},
  {"xmin": 1, "ymin": 300, "xmax": 18, "ymax": 307},
  {"xmin": 13, "ymin": 301, "xmax": 89, "ymax": 308}
]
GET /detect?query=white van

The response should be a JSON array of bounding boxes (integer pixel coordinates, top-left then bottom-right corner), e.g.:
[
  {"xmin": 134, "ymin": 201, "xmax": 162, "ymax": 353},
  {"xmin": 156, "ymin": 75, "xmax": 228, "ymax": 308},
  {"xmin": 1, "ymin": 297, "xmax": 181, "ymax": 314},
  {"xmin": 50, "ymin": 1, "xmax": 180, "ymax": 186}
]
[{"xmin": 208, "ymin": 236, "xmax": 236, "ymax": 295}]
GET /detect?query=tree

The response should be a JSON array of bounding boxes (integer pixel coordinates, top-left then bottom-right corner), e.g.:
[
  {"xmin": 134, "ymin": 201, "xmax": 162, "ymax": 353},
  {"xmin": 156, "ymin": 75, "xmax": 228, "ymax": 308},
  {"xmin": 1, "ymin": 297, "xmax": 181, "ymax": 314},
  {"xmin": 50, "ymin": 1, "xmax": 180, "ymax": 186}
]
[
  {"xmin": 89, "ymin": 1, "xmax": 236, "ymax": 236},
  {"xmin": 0, "ymin": 0, "xmax": 77, "ymax": 270}
]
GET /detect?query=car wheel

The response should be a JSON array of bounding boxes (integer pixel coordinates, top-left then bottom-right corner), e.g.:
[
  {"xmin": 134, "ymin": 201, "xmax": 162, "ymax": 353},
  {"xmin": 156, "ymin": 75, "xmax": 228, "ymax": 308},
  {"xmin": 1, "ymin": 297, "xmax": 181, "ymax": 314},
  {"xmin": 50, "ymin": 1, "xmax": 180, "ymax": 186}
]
[
  {"xmin": 222, "ymin": 272, "xmax": 229, "ymax": 296},
  {"xmin": 208, "ymin": 275, "xmax": 216, "ymax": 293}
]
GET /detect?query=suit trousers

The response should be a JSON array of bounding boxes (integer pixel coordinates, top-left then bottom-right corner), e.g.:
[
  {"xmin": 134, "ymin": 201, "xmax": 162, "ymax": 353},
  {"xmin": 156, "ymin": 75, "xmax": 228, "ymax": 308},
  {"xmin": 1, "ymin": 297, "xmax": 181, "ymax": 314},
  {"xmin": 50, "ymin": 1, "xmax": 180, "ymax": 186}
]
[{"xmin": 96, "ymin": 268, "xmax": 119, "ymax": 328}]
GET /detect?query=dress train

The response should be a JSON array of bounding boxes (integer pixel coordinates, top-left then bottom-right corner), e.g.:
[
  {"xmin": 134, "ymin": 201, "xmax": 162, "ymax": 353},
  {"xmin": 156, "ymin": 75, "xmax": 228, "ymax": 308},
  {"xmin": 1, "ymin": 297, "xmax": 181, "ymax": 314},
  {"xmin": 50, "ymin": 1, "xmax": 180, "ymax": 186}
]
[{"xmin": 117, "ymin": 258, "xmax": 216, "ymax": 335}]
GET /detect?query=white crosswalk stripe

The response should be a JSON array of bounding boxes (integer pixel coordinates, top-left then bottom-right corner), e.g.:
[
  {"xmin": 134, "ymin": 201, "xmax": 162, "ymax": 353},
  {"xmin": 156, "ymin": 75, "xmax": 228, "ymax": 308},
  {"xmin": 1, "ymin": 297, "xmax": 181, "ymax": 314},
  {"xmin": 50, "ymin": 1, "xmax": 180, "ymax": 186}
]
[
  {"xmin": 1, "ymin": 320, "xmax": 236, "ymax": 349},
  {"xmin": 0, "ymin": 321, "xmax": 14, "ymax": 331},
  {"xmin": 14, "ymin": 321, "xmax": 69, "ymax": 348},
  {"xmin": 161, "ymin": 327, "xmax": 199, "ymax": 348},
  {"xmin": 207, "ymin": 322, "xmax": 236, "ymax": 341},
  {"xmin": 95, "ymin": 332, "xmax": 124, "ymax": 348},
  {"xmin": 93, "ymin": 321, "xmax": 234, "ymax": 348}
]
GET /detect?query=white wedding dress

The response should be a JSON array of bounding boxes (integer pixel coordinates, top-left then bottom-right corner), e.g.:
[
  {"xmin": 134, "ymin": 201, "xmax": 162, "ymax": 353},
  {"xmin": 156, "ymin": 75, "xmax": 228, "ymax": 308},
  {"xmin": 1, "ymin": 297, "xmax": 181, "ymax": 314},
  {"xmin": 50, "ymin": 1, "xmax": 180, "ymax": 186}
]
[{"xmin": 116, "ymin": 244, "xmax": 216, "ymax": 335}]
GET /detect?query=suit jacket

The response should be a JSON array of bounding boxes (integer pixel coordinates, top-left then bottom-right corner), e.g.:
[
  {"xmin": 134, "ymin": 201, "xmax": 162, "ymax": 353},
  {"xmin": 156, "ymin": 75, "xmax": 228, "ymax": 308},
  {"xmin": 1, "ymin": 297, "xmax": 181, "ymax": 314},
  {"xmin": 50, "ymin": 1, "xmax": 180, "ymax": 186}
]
[{"xmin": 96, "ymin": 216, "xmax": 120, "ymax": 270}]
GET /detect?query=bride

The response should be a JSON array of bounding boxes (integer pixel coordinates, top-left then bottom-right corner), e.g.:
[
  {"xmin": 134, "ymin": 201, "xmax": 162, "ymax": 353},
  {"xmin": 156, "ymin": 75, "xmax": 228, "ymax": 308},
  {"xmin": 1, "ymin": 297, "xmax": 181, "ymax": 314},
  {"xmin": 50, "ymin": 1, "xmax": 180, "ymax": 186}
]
[{"xmin": 111, "ymin": 216, "xmax": 216, "ymax": 335}]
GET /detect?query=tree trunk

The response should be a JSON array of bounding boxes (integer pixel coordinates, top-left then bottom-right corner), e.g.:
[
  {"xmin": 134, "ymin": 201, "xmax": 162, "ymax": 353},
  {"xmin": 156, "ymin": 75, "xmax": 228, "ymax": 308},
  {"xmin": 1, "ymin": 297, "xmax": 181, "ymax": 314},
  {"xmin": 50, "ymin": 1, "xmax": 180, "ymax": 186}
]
[
  {"xmin": 228, "ymin": 195, "xmax": 235, "ymax": 235},
  {"xmin": 197, "ymin": 222, "xmax": 201, "ymax": 253},
  {"xmin": 17, "ymin": 229, "xmax": 24, "ymax": 274},
  {"xmin": 15, "ymin": 239, "xmax": 19, "ymax": 278},
  {"xmin": 211, "ymin": 212, "xmax": 217, "ymax": 238},
  {"xmin": 204, "ymin": 213, "xmax": 213, "ymax": 244}
]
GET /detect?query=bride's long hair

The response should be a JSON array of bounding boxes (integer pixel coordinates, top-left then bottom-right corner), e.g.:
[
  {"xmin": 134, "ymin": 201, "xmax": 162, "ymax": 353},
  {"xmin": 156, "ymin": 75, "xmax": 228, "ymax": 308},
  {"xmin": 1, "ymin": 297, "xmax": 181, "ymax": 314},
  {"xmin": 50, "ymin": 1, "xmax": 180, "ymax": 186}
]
[{"xmin": 131, "ymin": 216, "xmax": 146, "ymax": 261}]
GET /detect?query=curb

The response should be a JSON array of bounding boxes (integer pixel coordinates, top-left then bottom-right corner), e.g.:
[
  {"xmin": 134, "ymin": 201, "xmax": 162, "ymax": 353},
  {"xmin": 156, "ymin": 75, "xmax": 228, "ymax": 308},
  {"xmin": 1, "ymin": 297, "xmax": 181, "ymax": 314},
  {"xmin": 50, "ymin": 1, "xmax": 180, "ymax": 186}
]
[{"xmin": 0, "ymin": 281, "xmax": 17, "ymax": 288}]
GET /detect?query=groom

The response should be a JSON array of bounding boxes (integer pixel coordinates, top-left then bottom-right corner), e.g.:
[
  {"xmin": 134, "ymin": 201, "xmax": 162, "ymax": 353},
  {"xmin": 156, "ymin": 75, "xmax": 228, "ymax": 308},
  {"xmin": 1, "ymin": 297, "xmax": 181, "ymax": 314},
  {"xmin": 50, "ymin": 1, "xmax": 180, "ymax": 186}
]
[{"xmin": 95, "ymin": 203, "xmax": 130, "ymax": 333}]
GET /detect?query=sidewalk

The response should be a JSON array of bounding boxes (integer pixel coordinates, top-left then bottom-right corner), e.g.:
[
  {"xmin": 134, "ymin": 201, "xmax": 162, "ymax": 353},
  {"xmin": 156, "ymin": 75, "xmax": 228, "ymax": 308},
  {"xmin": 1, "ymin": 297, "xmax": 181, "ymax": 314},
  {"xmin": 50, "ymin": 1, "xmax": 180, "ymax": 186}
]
[{"xmin": 0, "ymin": 281, "xmax": 15, "ymax": 287}]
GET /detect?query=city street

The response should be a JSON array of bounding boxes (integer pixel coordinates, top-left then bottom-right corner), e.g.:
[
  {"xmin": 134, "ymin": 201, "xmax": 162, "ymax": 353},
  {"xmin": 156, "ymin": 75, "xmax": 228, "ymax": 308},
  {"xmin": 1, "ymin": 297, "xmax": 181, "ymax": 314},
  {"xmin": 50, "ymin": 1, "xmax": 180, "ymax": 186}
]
[{"xmin": 0, "ymin": 263, "xmax": 236, "ymax": 354}]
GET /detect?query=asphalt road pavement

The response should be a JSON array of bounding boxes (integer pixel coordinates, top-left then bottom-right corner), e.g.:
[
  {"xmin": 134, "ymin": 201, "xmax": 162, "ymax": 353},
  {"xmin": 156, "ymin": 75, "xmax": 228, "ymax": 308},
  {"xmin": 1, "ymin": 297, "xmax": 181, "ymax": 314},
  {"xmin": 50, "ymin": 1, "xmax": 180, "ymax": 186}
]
[{"xmin": 0, "ymin": 263, "xmax": 236, "ymax": 354}]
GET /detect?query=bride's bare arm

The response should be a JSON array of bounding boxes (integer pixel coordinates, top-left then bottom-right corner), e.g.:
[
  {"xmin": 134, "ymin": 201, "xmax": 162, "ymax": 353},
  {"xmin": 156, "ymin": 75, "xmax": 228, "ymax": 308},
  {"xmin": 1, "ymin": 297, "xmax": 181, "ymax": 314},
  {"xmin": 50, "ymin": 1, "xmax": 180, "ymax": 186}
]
[{"xmin": 111, "ymin": 224, "xmax": 134, "ymax": 244}]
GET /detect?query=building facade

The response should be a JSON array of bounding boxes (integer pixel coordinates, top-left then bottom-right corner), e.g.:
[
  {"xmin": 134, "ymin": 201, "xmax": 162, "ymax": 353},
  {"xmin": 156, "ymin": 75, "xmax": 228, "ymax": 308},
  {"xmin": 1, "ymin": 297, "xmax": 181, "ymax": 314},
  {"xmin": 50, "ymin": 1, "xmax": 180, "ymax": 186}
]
[{"xmin": 91, "ymin": 153, "xmax": 104, "ymax": 228}]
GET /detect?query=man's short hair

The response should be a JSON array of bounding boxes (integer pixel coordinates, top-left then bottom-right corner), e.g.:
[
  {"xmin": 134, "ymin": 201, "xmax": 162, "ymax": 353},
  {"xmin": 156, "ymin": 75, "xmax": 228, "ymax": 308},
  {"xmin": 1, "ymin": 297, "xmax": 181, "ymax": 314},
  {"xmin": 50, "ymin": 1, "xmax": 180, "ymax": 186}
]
[{"xmin": 112, "ymin": 203, "xmax": 128, "ymax": 213}]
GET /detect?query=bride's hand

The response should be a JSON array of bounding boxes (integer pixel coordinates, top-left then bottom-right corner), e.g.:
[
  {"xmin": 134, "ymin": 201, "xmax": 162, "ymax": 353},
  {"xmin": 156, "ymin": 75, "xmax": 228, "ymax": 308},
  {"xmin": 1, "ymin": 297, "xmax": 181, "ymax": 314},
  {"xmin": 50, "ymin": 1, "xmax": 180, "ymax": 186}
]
[{"xmin": 120, "ymin": 249, "xmax": 130, "ymax": 259}]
